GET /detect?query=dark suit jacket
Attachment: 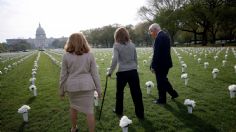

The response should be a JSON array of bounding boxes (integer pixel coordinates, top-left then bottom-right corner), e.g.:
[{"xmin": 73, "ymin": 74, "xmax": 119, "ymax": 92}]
[{"xmin": 151, "ymin": 31, "xmax": 173, "ymax": 71}]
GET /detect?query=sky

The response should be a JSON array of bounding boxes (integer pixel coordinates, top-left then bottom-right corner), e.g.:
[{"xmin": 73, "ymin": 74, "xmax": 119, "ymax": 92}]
[{"xmin": 0, "ymin": 0, "xmax": 147, "ymax": 42}]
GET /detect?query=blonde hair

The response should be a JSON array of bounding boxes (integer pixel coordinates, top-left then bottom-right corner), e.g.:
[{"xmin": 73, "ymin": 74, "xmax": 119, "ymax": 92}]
[
  {"xmin": 114, "ymin": 27, "xmax": 130, "ymax": 44},
  {"xmin": 64, "ymin": 33, "xmax": 90, "ymax": 55}
]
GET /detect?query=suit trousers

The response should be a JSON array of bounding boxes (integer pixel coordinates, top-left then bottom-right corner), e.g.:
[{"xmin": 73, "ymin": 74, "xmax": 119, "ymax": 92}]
[
  {"xmin": 115, "ymin": 69, "xmax": 144, "ymax": 118},
  {"xmin": 155, "ymin": 68, "xmax": 177, "ymax": 103}
]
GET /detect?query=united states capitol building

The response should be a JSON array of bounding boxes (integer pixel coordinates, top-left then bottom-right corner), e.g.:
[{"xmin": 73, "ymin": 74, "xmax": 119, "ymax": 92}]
[{"xmin": 6, "ymin": 23, "xmax": 67, "ymax": 49}]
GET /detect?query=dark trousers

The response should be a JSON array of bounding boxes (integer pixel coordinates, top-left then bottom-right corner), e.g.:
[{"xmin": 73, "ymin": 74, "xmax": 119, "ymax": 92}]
[
  {"xmin": 155, "ymin": 68, "xmax": 178, "ymax": 103},
  {"xmin": 115, "ymin": 69, "xmax": 144, "ymax": 118}
]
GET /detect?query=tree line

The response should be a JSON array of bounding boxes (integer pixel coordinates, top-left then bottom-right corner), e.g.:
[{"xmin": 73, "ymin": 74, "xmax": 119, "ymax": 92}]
[
  {"xmin": 0, "ymin": 40, "xmax": 32, "ymax": 53},
  {"xmin": 2, "ymin": 0, "xmax": 235, "ymax": 51},
  {"xmin": 81, "ymin": 0, "xmax": 235, "ymax": 47},
  {"xmin": 81, "ymin": 24, "xmax": 153, "ymax": 48},
  {"xmin": 138, "ymin": 0, "xmax": 236, "ymax": 45}
]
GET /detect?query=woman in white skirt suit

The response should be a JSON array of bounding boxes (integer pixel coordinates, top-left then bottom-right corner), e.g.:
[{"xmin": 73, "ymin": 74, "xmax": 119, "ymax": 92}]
[{"xmin": 59, "ymin": 33, "xmax": 101, "ymax": 132}]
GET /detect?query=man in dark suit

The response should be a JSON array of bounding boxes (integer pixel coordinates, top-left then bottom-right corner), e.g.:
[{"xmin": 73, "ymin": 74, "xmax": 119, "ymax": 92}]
[{"xmin": 149, "ymin": 23, "xmax": 178, "ymax": 104}]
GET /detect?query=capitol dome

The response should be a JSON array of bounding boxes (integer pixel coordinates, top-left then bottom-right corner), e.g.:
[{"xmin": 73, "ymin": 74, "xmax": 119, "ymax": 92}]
[
  {"xmin": 36, "ymin": 23, "xmax": 46, "ymax": 35},
  {"xmin": 35, "ymin": 23, "xmax": 46, "ymax": 50}
]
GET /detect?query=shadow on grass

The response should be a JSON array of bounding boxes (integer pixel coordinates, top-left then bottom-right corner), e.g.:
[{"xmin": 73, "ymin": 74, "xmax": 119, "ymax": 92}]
[
  {"xmin": 114, "ymin": 116, "xmax": 156, "ymax": 132},
  {"xmin": 217, "ymin": 77, "xmax": 235, "ymax": 84},
  {"xmin": 18, "ymin": 122, "xmax": 28, "ymax": 132},
  {"xmin": 95, "ymin": 106, "xmax": 102, "ymax": 120},
  {"xmin": 146, "ymin": 94, "xmax": 156, "ymax": 100},
  {"xmin": 164, "ymin": 101, "xmax": 219, "ymax": 132},
  {"xmin": 187, "ymin": 85, "xmax": 202, "ymax": 93},
  {"xmin": 25, "ymin": 97, "xmax": 36, "ymax": 105},
  {"xmin": 97, "ymin": 113, "xmax": 156, "ymax": 132},
  {"xmin": 139, "ymin": 118, "xmax": 156, "ymax": 132}
]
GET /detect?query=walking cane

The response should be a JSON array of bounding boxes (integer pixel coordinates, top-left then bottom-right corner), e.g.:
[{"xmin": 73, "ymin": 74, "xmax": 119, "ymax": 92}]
[{"xmin": 98, "ymin": 76, "xmax": 108, "ymax": 120}]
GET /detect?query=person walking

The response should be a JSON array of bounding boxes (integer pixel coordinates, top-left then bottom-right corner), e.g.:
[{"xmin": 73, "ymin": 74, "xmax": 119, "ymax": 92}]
[
  {"xmin": 149, "ymin": 23, "xmax": 178, "ymax": 104},
  {"xmin": 107, "ymin": 27, "xmax": 144, "ymax": 119},
  {"xmin": 59, "ymin": 33, "xmax": 101, "ymax": 132}
]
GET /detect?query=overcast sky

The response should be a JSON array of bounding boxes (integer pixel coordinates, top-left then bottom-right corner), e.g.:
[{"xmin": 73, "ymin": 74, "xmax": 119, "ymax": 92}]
[{"xmin": 0, "ymin": 0, "xmax": 146, "ymax": 42}]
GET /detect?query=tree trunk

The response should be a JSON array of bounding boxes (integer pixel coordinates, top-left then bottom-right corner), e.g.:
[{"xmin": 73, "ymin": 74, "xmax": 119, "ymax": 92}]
[
  {"xmin": 212, "ymin": 32, "xmax": 216, "ymax": 44},
  {"xmin": 194, "ymin": 31, "xmax": 197, "ymax": 44},
  {"xmin": 106, "ymin": 40, "xmax": 108, "ymax": 48},
  {"xmin": 145, "ymin": 37, "xmax": 149, "ymax": 47},
  {"xmin": 229, "ymin": 29, "xmax": 233, "ymax": 43},
  {"xmin": 170, "ymin": 34, "xmax": 174, "ymax": 46},
  {"xmin": 202, "ymin": 30, "xmax": 208, "ymax": 46}
]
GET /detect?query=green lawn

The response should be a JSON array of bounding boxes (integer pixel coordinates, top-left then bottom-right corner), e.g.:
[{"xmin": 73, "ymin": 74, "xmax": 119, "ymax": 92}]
[{"xmin": 0, "ymin": 47, "xmax": 236, "ymax": 132}]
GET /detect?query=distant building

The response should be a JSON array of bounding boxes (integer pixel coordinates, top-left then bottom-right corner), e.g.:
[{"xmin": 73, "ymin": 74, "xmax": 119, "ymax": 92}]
[
  {"xmin": 6, "ymin": 23, "xmax": 68, "ymax": 49},
  {"xmin": 35, "ymin": 23, "xmax": 46, "ymax": 49}
]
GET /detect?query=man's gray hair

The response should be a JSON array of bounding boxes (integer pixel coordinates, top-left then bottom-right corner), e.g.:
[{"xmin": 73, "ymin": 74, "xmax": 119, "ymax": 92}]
[{"xmin": 149, "ymin": 23, "xmax": 161, "ymax": 31}]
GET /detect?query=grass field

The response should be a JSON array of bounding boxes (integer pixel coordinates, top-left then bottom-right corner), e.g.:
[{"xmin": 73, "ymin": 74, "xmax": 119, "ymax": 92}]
[{"xmin": 0, "ymin": 47, "xmax": 236, "ymax": 132}]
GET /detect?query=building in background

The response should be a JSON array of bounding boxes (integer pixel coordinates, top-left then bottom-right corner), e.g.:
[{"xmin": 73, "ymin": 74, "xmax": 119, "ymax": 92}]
[
  {"xmin": 35, "ymin": 23, "xmax": 47, "ymax": 49},
  {"xmin": 6, "ymin": 23, "xmax": 67, "ymax": 49}
]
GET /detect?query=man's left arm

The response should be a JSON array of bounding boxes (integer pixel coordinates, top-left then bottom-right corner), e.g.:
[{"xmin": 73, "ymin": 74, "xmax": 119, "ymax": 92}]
[{"xmin": 151, "ymin": 39, "xmax": 158, "ymax": 70}]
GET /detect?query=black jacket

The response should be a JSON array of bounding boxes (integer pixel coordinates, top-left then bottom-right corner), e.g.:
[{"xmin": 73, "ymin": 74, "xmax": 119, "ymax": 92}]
[{"xmin": 151, "ymin": 31, "xmax": 173, "ymax": 70}]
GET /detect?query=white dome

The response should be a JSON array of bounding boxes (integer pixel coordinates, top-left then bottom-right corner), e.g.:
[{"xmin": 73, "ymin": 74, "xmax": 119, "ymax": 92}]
[{"xmin": 36, "ymin": 23, "xmax": 45, "ymax": 35}]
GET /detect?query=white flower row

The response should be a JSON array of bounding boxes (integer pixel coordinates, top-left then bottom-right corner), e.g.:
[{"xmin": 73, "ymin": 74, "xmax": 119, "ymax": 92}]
[
  {"xmin": 44, "ymin": 51, "xmax": 62, "ymax": 67},
  {"xmin": 29, "ymin": 52, "xmax": 41, "ymax": 96},
  {"xmin": 0, "ymin": 52, "xmax": 31, "ymax": 63},
  {"xmin": 0, "ymin": 52, "xmax": 36, "ymax": 75}
]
